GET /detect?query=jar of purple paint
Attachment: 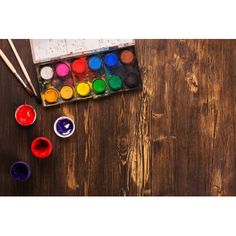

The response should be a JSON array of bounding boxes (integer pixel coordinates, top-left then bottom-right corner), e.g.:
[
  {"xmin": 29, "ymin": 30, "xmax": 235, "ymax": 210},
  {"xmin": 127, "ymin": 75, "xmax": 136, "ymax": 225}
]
[
  {"xmin": 54, "ymin": 116, "xmax": 75, "ymax": 138},
  {"xmin": 10, "ymin": 161, "xmax": 31, "ymax": 181}
]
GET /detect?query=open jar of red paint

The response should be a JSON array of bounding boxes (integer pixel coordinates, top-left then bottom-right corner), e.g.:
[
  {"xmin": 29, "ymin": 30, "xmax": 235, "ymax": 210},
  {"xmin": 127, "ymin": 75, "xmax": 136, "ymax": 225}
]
[
  {"xmin": 31, "ymin": 137, "xmax": 53, "ymax": 159},
  {"xmin": 71, "ymin": 58, "xmax": 87, "ymax": 74},
  {"xmin": 15, "ymin": 104, "xmax": 37, "ymax": 126}
]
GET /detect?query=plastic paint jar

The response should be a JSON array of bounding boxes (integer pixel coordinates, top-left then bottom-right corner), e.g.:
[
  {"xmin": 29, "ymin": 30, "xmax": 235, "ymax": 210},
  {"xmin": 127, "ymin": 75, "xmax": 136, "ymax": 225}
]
[
  {"xmin": 15, "ymin": 104, "xmax": 37, "ymax": 126},
  {"xmin": 124, "ymin": 73, "xmax": 139, "ymax": 88},
  {"xmin": 44, "ymin": 88, "xmax": 59, "ymax": 103},
  {"xmin": 92, "ymin": 79, "xmax": 106, "ymax": 94},
  {"xmin": 54, "ymin": 116, "xmax": 75, "ymax": 138},
  {"xmin": 60, "ymin": 86, "xmax": 74, "ymax": 100},
  {"xmin": 88, "ymin": 56, "xmax": 102, "ymax": 71},
  {"xmin": 55, "ymin": 63, "xmax": 70, "ymax": 77},
  {"xmin": 31, "ymin": 137, "xmax": 53, "ymax": 159},
  {"xmin": 76, "ymin": 82, "xmax": 91, "ymax": 97},
  {"xmin": 104, "ymin": 53, "xmax": 119, "ymax": 67},
  {"xmin": 72, "ymin": 59, "xmax": 87, "ymax": 74},
  {"xmin": 10, "ymin": 161, "xmax": 31, "ymax": 181},
  {"xmin": 108, "ymin": 75, "xmax": 123, "ymax": 91},
  {"xmin": 40, "ymin": 66, "xmax": 54, "ymax": 80},
  {"xmin": 120, "ymin": 50, "xmax": 134, "ymax": 64}
]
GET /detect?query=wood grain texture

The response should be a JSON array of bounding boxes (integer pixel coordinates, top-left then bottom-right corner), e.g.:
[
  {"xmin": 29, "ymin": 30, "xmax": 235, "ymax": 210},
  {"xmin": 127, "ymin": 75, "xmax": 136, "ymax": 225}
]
[{"xmin": 0, "ymin": 39, "xmax": 236, "ymax": 196}]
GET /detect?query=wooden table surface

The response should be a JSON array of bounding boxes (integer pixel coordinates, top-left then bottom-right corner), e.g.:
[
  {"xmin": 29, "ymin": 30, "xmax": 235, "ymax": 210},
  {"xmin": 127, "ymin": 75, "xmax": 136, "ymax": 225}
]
[{"xmin": 0, "ymin": 39, "xmax": 236, "ymax": 196}]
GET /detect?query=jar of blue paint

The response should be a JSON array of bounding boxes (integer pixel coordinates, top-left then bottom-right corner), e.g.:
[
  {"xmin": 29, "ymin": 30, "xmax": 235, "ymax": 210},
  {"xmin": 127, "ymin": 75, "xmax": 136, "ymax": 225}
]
[
  {"xmin": 88, "ymin": 56, "xmax": 102, "ymax": 71},
  {"xmin": 104, "ymin": 53, "xmax": 119, "ymax": 68},
  {"xmin": 10, "ymin": 161, "xmax": 31, "ymax": 181},
  {"xmin": 54, "ymin": 116, "xmax": 75, "ymax": 138}
]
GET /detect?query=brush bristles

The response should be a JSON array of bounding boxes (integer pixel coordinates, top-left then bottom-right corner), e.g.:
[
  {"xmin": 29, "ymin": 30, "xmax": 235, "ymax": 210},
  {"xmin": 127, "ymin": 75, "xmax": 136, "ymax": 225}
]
[{"xmin": 25, "ymin": 87, "xmax": 34, "ymax": 96}]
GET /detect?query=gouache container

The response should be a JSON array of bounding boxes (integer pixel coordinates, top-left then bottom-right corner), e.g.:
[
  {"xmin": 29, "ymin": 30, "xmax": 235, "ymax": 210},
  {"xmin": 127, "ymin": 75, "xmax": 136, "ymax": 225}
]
[
  {"xmin": 44, "ymin": 87, "xmax": 60, "ymax": 103},
  {"xmin": 120, "ymin": 50, "xmax": 134, "ymax": 64},
  {"xmin": 123, "ymin": 72, "xmax": 139, "ymax": 88},
  {"xmin": 104, "ymin": 53, "xmax": 119, "ymax": 68},
  {"xmin": 55, "ymin": 63, "xmax": 70, "ymax": 77},
  {"xmin": 88, "ymin": 56, "xmax": 102, "ymax": 71},
  {"xmin": 31, "ymin": 137, "xmax": 53, "ymax": 159},
  {"xmin": 72, "ymin": 59, "xmax": 87, "ymax": 74},
  {"xmin": 15, "ymin": 104, "xmax": 37, "ymax": 126},
  {"xmin": 54, "ymin": 116, "xmax": 75, "ymax": 138},
  {"xmin": 108, "ymin": 75, "xmax": 123, "ymax": 91},
  {"xmin": 92, "ymin": 79, "xmax": 106, "ymax": 94},
  {"xmin": 10, "ymin": 161, "xmax": 31, "ymax": 181},
  {"xmin": 76, "ymin": 82, "xmax": 91, "ymax": 97},
  {"xmin": 40, "ymin": 66, "xmax": 54, "ymax": 80},
  {"xmin": 60, "ymin": 86, "xmax": 74, "ymax": 100}
]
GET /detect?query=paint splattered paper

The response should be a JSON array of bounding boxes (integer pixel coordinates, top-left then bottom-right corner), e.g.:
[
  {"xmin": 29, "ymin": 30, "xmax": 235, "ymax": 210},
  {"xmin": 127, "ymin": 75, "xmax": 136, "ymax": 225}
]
[{"xmin": 30, "ymin": 39, "xmax": 135, "ymax": 64}]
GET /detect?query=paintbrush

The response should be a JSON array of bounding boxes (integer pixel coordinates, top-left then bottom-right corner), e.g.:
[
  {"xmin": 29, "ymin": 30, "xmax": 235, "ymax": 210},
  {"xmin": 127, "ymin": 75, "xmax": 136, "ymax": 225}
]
[
  {"xmin": 0, "ymin": 49, "xmax": 34, "ymax": 96},
  {"xmin": 8, "ymin": 39, "xmax": 38, "ymax": 96}
]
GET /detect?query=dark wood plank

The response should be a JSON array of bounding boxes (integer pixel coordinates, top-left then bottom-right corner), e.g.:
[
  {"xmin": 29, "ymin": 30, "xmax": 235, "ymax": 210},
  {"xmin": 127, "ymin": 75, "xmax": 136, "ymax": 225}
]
[{"xmin": 0, "ymin": 39, "xmax": 235, "ymax": 196}]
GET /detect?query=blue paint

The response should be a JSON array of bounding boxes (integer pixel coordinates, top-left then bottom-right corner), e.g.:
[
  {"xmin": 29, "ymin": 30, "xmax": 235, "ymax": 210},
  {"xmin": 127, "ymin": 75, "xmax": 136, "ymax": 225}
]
[
  {"xmin": 10, "ymin": 161, "xmax": 31, "ymax": 181},
  {"xmin": 104, "ymin": 53, "xmax": 119, "ymax": 67},
  {"xmin": 88, "ymin": 56, "xmax": 102, "ymax": 71},
  {"xmin": 55, "ymin": 117, "xmax": 74, "ymax": 137}
]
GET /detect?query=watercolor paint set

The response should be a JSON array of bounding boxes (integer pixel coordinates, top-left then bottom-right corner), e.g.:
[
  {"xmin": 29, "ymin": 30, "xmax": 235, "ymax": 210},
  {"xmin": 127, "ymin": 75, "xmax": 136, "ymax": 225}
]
[{"xmin": 30, "ymin": 40, "xmax": 141, "ymax": 107}]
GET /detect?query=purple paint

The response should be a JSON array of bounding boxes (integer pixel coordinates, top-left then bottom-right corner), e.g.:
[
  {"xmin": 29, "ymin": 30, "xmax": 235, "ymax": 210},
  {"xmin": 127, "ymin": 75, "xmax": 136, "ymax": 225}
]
[
  {"xmin": 10, "ymin": 161, "xmax": 31, "ymax": 181},
  {"xmin": 54, "ymin": 116, "xmax": 75, "ymax": 138}
]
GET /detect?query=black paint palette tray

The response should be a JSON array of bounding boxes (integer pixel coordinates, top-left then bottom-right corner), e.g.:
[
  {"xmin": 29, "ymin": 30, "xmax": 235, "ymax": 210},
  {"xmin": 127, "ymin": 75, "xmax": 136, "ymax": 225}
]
[{"xmin": 30, "ymin": 39, "xmax": 141, "ymax": 107}]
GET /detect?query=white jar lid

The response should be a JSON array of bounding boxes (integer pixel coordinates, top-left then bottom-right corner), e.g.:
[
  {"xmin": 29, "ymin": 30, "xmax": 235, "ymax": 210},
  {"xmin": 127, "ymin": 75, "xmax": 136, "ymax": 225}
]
[{"xmin": 40, "ymin": 66, "xmax": 54, "ymax": 80}]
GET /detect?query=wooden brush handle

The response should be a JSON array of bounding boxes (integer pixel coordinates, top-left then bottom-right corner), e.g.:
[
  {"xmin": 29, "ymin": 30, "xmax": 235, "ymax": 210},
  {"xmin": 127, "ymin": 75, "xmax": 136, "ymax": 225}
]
[
  {"xmin": 8, "ymin": 40, "xmax": 30, "ymax": 81},
  {"xmin": 8, "ymin": 39, "xmax": 38, "ymax": 96},
  {"xmin": 0, "ymin": 49, "xmax": 17, "ymax": 74},
  {"xmin": 0, "ymin": 49, "xmax": 33, "ymax": 96}
]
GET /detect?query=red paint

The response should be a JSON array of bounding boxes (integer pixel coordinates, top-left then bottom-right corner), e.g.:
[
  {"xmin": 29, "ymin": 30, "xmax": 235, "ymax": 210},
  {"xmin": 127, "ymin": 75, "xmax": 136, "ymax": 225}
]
[
  {"xmin": 72, "ymin": 59, "xmax": 87, "ymax": 74},
  {"xmin": 15, "ymin": 104, "xmax": 36, "ymax": 126},
  {"xmin": 31, "ymin": 137, "xmax": 53, "ymax": 159}
]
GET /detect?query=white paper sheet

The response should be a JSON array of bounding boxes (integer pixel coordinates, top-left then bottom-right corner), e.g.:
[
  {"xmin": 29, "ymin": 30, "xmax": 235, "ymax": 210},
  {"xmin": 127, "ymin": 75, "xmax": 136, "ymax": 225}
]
[{"xmin": 30, "ymin": 39, "xmax": 135, "ymax": 63}]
